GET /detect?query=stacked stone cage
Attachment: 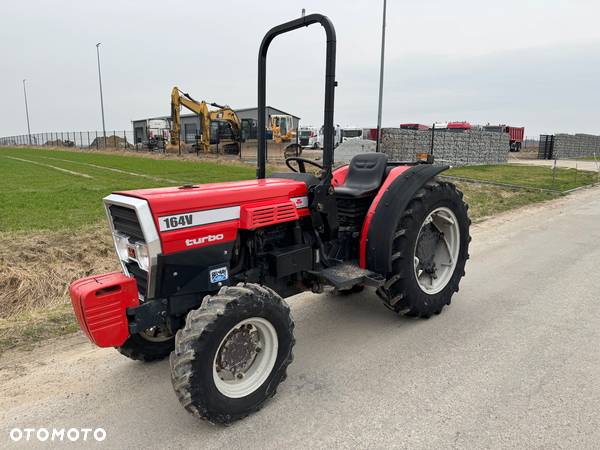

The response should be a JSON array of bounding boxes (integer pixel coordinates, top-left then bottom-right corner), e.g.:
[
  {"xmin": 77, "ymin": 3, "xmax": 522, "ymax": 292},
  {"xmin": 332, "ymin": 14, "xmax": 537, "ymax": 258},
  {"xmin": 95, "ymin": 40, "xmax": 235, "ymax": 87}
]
[
  {"xmin": 380, "ymin": 128, "xmax": 509, "ymax": 166},
  {"xmin": 552, "ymin": 134, "xmax": 600, "ymax": 159}
]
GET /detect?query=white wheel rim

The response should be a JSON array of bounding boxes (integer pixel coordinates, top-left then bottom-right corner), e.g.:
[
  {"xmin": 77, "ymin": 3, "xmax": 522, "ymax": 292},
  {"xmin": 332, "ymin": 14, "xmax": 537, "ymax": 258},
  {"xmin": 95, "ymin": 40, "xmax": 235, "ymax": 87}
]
[
  {"xmin": 413, "ymin": 207, "xmax": 460, "ymax": 295},
  {"xmin": 212, "ymin": 317, "xmax": 278, "ymax": 398}
]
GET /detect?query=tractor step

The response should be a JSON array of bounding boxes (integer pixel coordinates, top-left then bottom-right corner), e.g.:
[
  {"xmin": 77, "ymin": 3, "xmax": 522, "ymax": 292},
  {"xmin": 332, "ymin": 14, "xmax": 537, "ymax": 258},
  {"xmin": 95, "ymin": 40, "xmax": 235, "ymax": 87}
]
[{"xmin": 311, "ymin": 264, "xmax": 385, "ymax": 290}]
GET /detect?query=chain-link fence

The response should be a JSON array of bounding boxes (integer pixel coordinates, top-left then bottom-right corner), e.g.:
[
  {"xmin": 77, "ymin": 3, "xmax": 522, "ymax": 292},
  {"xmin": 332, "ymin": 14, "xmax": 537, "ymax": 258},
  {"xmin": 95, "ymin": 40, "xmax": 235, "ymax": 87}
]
[
  {"xmin": 0, "ymin": 130, "xmax": 306, "ymax": 163},
  {"xmin": 0, "ymin": 131, "xmax": 135, "ymax": 150}
]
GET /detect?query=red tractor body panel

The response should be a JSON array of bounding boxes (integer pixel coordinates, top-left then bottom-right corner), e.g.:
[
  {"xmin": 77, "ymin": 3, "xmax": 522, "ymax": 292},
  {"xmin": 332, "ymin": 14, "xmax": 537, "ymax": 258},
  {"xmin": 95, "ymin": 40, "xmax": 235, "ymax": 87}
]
[
  {"xmin": 121, "ymin": 178, "xmax": 307, "ymax": 215},
  {"xmin": 119, "ymin": 178, "xmax": 310, "ymax": 255},
  {"xmin": 69, "ymin": 272, "xmax": 139, "ymax": 347}
]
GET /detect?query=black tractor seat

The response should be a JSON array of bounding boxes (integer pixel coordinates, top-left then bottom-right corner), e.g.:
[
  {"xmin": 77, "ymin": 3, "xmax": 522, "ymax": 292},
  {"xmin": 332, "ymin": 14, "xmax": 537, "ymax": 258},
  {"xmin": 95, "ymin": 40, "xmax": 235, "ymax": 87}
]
[
  {"xmin": 270, "ymin": 172, "xmax": 320, "ymax": 187},
  {"xmin": 334, "ymin": 153, "xmax": 388, "ymax": 198}
]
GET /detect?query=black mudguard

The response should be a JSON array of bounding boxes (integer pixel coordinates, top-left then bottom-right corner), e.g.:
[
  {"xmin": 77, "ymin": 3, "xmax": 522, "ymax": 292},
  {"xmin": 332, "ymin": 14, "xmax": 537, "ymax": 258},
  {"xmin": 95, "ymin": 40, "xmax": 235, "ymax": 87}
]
[{"xmin": 365, "ymin": 164, "xmax": 449, "ymax": 275}]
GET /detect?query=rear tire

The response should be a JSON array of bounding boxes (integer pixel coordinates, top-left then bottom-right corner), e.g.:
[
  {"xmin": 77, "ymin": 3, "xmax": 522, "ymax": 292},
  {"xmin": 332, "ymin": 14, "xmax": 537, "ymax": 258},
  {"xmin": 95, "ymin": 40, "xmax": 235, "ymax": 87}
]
[
  {"xmin": 377, "ymin": 180, "xmax": 470, "ymax": 317},
  {"xmin": 170, "ymin": 283, "xmax": 294, "ymax": 424}
]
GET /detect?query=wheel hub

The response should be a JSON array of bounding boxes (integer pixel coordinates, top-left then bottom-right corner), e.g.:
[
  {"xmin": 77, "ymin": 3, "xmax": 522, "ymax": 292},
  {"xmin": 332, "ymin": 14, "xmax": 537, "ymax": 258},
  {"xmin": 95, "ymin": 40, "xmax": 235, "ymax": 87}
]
[
  {"xmin": 413, "ymin": 207, "xmax": 461, "ymax": 295},
  {"xmin": 139, "ymin": 326, "xmax": 173, "ymax": 343},
  {"xmin": 212, "ymin": 317, "xmax": 279, "ymax": 398},
  {"xmin": 217, "ymin": 325, "xmax": 259, "ymax": 376},
  {"xmin": 416, "ymin": 224, "xmax": 443, "ymax": 277}
]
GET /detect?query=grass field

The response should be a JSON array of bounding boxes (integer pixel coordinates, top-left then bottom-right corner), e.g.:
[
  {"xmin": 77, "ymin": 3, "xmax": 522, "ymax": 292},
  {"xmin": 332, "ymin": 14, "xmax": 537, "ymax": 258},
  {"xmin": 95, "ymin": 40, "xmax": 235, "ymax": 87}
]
[
  {"xmin": 446, "ymin": 164, "xmax": 597, "ymax": 192},
  {"xmin": 1, "ymin": 147, "xmax": 593, "ymax": 232},
  {"xmin": 0, "ymin": 147, "xmax": 256, "ymax": 232}
]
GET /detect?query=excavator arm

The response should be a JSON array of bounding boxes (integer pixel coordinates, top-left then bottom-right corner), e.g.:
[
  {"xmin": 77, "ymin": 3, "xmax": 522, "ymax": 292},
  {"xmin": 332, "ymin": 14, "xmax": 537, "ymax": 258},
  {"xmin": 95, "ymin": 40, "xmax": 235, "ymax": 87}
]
[
  {"xmin": 170, "ymin": 87, "xmax": 242, "ymax": 154},
  {"xmin": 170, "ymin": 87, "xmax": 211, "ymax": 153}
]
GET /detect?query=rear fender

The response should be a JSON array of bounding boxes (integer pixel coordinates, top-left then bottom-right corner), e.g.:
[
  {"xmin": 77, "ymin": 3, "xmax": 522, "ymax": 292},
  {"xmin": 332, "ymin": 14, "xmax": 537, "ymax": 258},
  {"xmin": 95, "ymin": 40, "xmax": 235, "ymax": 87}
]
[{"xmin": 359, "ymin": 164, "xmax": 449, "ymax": 272}]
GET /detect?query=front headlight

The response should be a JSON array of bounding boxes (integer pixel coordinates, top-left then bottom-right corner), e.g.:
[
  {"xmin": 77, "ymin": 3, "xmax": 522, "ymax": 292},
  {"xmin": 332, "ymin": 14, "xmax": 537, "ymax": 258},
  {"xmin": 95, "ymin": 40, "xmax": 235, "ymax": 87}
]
[
  {"xmin": 135, "ymin": 242, "xmax": 150, "ymax": 271},
  {"xmin": 113, "ymin": 233, "xmax": 129, "ymax": 261}
]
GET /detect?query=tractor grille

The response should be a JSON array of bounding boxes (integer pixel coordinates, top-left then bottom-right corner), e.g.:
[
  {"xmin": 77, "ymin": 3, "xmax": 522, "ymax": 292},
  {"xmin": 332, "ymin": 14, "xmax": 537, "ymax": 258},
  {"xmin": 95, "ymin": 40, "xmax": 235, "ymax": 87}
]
[
  {"xmin": 108, "ymin": 204, "xmax": 149, "ymax": 297},
  {"xmin": 109, "ymin": 205, "xmax": 145, "ymax": 242},
  {"xmin": 125, "ymin": 261, "xmax": 148, "ymax": 297},
  {"xmin": 247, "ymin": 203, "xmax": 297, "ymax": 228}
]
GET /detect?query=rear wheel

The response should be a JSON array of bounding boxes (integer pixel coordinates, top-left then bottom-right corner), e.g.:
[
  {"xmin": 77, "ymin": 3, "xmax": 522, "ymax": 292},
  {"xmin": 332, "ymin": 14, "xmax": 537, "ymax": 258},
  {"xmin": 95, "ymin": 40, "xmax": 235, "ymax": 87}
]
[
  {"xmin": 377, "ymin": 180, "xmax": 470, "ymax": 317},
  {"xmin": 170, "ymin": 283, "xmax": 294, "ymax": 424}
]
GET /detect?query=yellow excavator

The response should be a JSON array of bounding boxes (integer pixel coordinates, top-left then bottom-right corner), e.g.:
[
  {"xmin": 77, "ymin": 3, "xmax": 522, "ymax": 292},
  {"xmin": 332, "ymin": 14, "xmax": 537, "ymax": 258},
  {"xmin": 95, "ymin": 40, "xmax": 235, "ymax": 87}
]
[{"xmin": 170, "ymin": 87, "xmax": 242, "ymax": 154}]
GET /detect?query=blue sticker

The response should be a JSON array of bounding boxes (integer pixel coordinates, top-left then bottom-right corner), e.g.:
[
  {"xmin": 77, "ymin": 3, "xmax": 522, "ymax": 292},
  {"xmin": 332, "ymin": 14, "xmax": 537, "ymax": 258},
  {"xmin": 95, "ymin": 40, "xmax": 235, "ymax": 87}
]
[{"xmin": 210, "ymin": 267, "xmax": 228, "ymax": 283}]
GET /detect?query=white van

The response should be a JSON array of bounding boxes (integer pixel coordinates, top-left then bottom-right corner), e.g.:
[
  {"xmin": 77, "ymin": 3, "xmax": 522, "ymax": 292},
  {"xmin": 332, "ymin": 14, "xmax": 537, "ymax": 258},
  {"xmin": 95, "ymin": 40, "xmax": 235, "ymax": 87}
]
[
  {"xmin": 298, "ymin": 126, "xmax": 320, "ymax": 148},
  {"xmin": 317, "ymin": 124, "xmax": 342, "ymax": 148},
  {"xmin": 341, "ymin": 127, "xmax": 363, "ymax": 142}
]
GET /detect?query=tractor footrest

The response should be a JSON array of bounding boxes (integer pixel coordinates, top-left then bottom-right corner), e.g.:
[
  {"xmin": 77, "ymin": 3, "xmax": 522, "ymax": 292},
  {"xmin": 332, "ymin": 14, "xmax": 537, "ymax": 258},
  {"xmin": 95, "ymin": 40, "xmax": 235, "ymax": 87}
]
[{"xmin": 311, "ymin": 264, "xmax": 385, "ymax": 290}]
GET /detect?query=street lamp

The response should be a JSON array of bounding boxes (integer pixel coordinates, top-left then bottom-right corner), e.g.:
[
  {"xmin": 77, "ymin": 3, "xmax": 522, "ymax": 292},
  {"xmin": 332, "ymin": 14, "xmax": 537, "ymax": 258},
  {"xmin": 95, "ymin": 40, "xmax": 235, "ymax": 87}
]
[
  {"xmin": 22, "ymin": 79, "xmax": 32, "ymax": 145},
  {"xmin": 375, "ymin": 0, "xmax": 387, "ymax": 152},
  {"xmin": 96, "ymin": 42, "xmax": 107, "ymax": 146}
]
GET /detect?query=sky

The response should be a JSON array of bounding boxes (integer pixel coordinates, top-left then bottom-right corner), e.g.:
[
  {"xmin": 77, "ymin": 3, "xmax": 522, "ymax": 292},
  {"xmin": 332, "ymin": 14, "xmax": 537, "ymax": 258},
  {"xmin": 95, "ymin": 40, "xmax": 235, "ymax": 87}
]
[{"xmin": 1, "ymin": 0, "xmax": 599, "ymax": 138}]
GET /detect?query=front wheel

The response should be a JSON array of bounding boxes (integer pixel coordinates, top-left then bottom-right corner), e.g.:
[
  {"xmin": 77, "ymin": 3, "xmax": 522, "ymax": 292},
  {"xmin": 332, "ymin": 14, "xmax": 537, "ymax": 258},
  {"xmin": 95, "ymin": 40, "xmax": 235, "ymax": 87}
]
[
  {"xmin": 116, "ymin": 327, "xmax": 175, "ymax": 362},
  {"xmin": 170, "ymin": 284, "xmax": 294, "ymax": 424},
  {"xmin": 377, "ymin": 180, "xmax": 471, "ymax": 317}
]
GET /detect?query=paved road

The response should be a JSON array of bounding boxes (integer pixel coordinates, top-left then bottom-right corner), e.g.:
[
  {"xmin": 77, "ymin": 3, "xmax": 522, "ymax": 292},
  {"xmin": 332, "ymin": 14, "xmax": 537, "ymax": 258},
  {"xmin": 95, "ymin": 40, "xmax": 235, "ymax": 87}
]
[{"xmin": 1, "ymin": 187, "xmax": 599, "ymax": 449}]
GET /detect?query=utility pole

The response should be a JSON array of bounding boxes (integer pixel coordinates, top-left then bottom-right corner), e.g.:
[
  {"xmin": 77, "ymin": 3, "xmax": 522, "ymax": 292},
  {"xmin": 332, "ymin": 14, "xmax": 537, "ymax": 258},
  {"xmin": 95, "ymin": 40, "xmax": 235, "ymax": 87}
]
[
  {"xmin": 375, "ymin": 0, "xmax": 387, "ymax": 152},
  {"xmin": 96, "ymin": 43, "xmax": 107, "ymax": 146},
  {"xmin": 22, "ymin": 79, "xmax": 32, "ymax": 145}
]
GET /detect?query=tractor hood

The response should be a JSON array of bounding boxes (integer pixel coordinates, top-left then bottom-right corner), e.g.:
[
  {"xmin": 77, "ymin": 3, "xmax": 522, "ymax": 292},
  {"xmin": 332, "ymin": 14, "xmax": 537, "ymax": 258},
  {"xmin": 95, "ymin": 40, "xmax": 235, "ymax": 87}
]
[{"xmin": 118, "ymin": 178, "xmax": 308, "ymax": 216}]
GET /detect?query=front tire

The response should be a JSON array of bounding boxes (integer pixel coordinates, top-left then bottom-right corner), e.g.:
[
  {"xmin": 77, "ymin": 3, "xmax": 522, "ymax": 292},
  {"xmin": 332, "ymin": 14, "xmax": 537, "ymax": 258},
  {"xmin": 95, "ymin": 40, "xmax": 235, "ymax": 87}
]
[
  {"xmin": 170, "ymin": 283, "xmax": 294, "ymax": 424},
  {"xmin": 377, "ymin": 180, "xmax": 470, "ymax": 317}
]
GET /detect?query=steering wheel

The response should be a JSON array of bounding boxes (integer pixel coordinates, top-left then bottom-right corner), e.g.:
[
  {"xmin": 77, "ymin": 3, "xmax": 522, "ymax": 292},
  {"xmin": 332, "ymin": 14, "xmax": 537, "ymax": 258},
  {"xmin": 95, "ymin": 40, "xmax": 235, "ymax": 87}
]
[{"xmin": 285, "ymin": 157, "xmax": 324, "ymax": 173}]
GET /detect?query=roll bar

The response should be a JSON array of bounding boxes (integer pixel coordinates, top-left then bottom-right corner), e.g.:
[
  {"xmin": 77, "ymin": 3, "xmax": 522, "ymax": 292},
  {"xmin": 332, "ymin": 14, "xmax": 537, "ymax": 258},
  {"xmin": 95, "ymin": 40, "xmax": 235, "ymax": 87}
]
[{"xmin": 257, "ymin": 13, "xmax": 337, "ymax": 181}]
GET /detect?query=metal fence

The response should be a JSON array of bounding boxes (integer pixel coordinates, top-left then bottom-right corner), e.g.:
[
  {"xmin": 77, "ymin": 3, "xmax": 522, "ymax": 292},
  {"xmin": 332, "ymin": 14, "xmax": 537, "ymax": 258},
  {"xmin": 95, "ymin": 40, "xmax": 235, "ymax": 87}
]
[
  {"xmin": 0, "ymin": 131, "xmax": 136, "ymax": 150},
  {"xmin": 538, "ymin": 135, "xmax": 555, "ymax": 160},
  {"xmin": 0, "ymin": 130, "xmax": 305, "ymax": 164}
]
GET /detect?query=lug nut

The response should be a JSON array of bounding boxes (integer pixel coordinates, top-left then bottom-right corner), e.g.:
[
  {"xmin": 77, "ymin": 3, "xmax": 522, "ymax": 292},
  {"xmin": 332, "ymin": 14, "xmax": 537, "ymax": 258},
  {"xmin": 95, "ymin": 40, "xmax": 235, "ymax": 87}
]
[{"xmin": 236, "ymin": 373, "xmax": 244, "ymax": 379}]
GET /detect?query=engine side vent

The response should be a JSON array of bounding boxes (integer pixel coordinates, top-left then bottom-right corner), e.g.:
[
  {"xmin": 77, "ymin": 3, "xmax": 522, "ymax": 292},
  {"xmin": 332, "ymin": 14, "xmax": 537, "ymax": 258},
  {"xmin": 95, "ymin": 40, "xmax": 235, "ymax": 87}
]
[
  {"xmin": 109, "ymin": 205, "xmax": 145, "ymax": 242},
  {"xmin": 240, "ymin": 202, "xmax": 299, "ymax": 229}
]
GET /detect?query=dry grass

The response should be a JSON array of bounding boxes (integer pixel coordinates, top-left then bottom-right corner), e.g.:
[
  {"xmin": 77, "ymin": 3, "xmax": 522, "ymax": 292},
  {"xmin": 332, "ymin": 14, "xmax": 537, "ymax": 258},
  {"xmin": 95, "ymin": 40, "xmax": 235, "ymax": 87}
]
[
  {"xmin": 0, "ymin": 225, "xmax": 117, "ymax": 318},
  {"xmin": 0, "ymin": 304, "xmax": 79, "ymax": 354},
  {"xmin": 0, "ymin": 225, "xmax": 118, "ymax": 355}
]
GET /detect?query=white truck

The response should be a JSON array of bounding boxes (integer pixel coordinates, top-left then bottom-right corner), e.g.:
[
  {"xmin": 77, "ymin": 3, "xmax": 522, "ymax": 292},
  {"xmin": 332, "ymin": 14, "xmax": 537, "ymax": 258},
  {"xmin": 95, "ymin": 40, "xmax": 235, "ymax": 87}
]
[{"xmin": 317, "ymin": 124, "xmax": 342, "ymax": 148}]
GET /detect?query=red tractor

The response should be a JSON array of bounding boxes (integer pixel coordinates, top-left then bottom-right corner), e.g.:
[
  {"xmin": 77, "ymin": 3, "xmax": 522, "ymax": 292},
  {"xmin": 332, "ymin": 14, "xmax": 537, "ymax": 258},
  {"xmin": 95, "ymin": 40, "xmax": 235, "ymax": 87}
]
[{"xmin": 69, "ymin": 14, "xmax": 470, "ymax": 424}]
